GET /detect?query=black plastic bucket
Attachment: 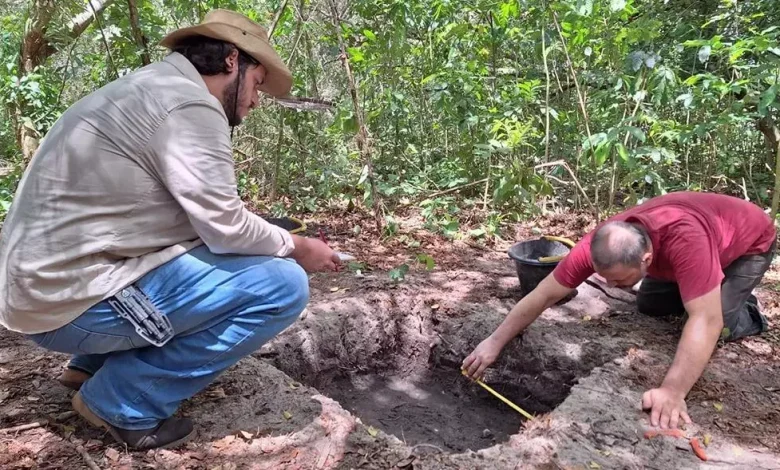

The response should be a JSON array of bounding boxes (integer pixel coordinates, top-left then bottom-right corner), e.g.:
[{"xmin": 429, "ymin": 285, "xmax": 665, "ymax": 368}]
[
  {"xmin": 264, "ymin": 216, "xmax": 306, "ymax": 234},
  {"xmin": 508, "ymin": 238, "xmax": 572, "ymax": 297}
]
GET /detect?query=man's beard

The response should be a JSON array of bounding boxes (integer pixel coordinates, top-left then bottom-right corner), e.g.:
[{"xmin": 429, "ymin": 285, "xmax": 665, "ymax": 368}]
[{"xmin": 222, "ymin": 72, "xmax": 243, "ymax": 127}]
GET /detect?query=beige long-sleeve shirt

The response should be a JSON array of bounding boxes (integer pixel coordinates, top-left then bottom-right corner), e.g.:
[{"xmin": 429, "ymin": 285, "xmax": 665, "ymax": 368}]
[{"xmin": 0, "ymin": 52, "xmax": 295, "ymax": 334}]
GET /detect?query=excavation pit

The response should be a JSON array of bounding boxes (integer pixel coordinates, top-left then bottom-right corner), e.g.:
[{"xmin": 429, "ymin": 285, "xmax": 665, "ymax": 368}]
[
  {"xmin": 264, "ymin": 306, "xmax": 576, "ymax": 452},
  {"xmin": 312, "ymin": 363, "xmax": 567, "ymax": 452}
]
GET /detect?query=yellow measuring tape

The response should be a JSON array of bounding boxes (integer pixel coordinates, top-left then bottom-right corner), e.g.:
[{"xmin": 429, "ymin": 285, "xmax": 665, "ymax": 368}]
[{"xmin": 461, "ymin": 370, "xmax": 534, "ymax": 421}]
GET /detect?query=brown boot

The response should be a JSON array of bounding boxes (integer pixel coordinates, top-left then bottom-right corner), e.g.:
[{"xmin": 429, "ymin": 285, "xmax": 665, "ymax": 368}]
[
  {"xmin": 57, "ymin": 368, "xmax": 92, "ymax": 391},
  {"xmin": 72, "ymin": 392, "xmax": 194, "ymax": 450}
]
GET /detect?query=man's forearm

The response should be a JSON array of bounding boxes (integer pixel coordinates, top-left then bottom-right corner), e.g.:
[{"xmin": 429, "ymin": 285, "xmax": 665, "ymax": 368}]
[
  {"xmin": 660, "ymin": 313, "xmax": 722, "ymax": 397},
  {"xmin": 490, "ymin": 277, "xmax": 569, "ymax": 346}
]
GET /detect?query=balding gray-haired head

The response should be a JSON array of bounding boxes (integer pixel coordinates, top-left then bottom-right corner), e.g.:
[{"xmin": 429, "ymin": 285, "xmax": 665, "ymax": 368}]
[{"xmin": 590, "ymin": 221, "xmax": 651, "ymax": 269}]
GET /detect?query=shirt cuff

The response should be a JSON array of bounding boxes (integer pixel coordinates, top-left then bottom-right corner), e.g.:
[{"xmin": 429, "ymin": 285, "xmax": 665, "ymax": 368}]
[{"xmin": 271, "ymin": 225, "xmax": 296, "ymax": 258}]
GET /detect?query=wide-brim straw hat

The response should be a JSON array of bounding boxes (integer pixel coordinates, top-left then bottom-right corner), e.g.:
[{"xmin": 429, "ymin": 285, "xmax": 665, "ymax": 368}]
[{"xmin": 160, "ymin": 9, "xmax": 292, "ymax": 97}]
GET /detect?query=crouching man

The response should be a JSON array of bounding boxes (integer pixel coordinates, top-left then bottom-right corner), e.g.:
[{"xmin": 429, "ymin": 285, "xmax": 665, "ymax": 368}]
[
  {"xmin": 463, "ymin": 192, "xmax": 775, "ymax": 429},
  {"xmin": 0, "ymin": 10, "xmax": 338, "ymax": 450}
]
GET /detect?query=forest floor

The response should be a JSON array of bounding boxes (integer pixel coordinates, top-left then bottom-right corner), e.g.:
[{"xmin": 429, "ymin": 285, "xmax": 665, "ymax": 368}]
[{"xmin": 2, "ymin": 207, "xmax": 780, "ymax": 469}]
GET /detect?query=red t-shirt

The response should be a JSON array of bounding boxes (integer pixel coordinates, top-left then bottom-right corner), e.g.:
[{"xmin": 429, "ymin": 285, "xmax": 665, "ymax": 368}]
[{"xmin": 553, "ymin": 192, "xmax": 776, "ymax": 302}]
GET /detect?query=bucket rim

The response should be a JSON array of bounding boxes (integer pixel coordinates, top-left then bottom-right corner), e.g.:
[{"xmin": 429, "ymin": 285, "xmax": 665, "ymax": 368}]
[{"xmin": 507, "ymin": 239, "xmax": 568, "ymax": 266}]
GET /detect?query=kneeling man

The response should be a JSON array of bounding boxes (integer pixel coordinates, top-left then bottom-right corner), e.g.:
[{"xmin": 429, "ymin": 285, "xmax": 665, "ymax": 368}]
[{"xmin": 464, "ymin": 192, "xmax": 775, "ymax": 429}]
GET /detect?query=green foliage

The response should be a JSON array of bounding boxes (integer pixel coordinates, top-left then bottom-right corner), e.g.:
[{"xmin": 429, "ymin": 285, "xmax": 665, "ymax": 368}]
[
  {"xmin": 0, "ymin": 167, "xmax": 21, "ymax": 221},
  {"xmin": 419, "ymin": 197, "xmax": 460, "ymax": 238},
  {"xmin": 2, "ymin": 0, "xmax": 780, "ymax": 229},
  {"xmin": 347, "ymin": 260, "xmax": 368, "ymax": 273},
  {"xmin": 388, "ymin": 263, "xmax": 409, "ymax": 282},
  {"xmin": 415, "ymin": 253, "xmax": 436, "ymax": 270},
  {"xmin": 383, "ymin": 215, "xmax": 400, "ymax": 237},
  {"xmin": 469, "ymin": 212, "xmax": 506, "ymax": 240}
]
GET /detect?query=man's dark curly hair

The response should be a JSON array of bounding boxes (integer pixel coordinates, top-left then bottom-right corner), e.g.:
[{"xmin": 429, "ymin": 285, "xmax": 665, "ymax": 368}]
[{"xmin": 172, "ymin": 36, "xmax": 259, "ymax": 76}]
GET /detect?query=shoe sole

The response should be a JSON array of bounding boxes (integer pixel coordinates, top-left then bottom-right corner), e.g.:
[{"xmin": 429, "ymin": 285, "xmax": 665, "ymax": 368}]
[
  {"xmin": 72, "ymin": 393, "xmax": 195, "ymax": 450},
  {"xmin": 157, "ymin": 429, "xmax": 196, "ymax": 449}
]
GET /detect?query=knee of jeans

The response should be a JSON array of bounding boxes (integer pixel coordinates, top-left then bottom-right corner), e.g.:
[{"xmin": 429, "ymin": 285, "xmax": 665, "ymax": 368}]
[
  {"xmin": 636, "ymin": 296, "xmax": 667, "ymax": 317},
  {"xmin": 274, "ymin": 259, "xmax": 310, "ymax": 319}
]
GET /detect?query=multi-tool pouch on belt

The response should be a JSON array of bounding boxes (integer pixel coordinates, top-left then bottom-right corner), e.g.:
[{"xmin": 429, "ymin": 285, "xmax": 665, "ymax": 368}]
[{"xmin": 108, "ymin": 285, "xmax": 174, "ymax": 347}]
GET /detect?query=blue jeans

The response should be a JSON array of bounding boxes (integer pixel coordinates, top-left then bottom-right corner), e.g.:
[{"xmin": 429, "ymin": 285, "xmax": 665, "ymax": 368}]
[{"xmin": 27, "ymin": 245, "xmax": 309, "ymax": 430}]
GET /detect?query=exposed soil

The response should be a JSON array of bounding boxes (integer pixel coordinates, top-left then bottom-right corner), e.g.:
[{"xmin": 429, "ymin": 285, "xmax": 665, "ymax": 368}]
[
  {"xmin": 321, "ymin": 368, "xmax": 528, "ymax": 452},
  {"xmin": 262, "ymin": 287, "xmax": 580, "ymax": 454},
  {"xmin": 1, "ymin": 207, "xmax": 780, "ymax": 469}
]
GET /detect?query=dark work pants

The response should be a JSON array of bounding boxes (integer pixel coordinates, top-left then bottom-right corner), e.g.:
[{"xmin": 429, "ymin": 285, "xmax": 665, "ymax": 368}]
[{"xmin": 636, "ymin": 242, "xmax": 775, "ymax": 342}]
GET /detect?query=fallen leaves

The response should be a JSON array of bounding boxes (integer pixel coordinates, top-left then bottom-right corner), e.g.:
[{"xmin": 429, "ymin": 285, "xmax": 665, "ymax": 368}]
[
  {"xmin": 209, "ymin": 463, "xmax": 238, "ymax": 470},
  {"xmin": 85, "ymin": 439, "xmax": 103, "ymax": 449},
  {"xmin": 212, "ymin": 435, "xmax": 236, "ymax": 450},
  {"xmin": 741, "ymin": 339, "xmax": 773, "ymax": 356},
  {"xmin": 283, "ymin": 410, "xmax": 293, "ymax": 420},
  {"xmin": 713, "ymin": 402, "xmax": 723, "ymax": 412},
  {"xmin": 206, "ymin": 387, "xmax": 227, "ymax": 400},
  {"xmin": 367, "ymin": 426, "xmax": 378, "ymax": 437},
  {"xmin": 239, "ymin": 430, "xmax": 253, "ymax": 440},
  {"xmin": 105, "ymin": 448, "xmax": 120, "ymax": 462}
]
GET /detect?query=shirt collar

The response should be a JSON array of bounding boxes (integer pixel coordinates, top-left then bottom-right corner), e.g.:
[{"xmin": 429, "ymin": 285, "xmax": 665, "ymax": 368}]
[{"xmin": 163, "ymin": 52, "xmax": 210, "ymax": 92}]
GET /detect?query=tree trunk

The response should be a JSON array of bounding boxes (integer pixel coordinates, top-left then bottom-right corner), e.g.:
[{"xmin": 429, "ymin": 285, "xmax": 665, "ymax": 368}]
[
  {"xmin": 268, "ymin": 0, "xmax": 290, "ymax": 41},
  {"xmin": 303, "ymin": 31, "xmax": 320, "ymax": 98},
  {"xmin": 269, "ymin": 110, "xmax": 285, "ymax": 202},
  {"xmin": 552, "ymin": 11, "xmax": 599, "ymax": 221},
  {"xmin": 16, "ymin": 0, "xmax": 57, "ymax": 159},
  {"xmin": 284, "ymin": 0, "xmax": 307, "ymax": 67},
  {"xmin": 758, "ymin": 117, "xmax": 780, "ymax": 218},
  {"xmin": 22, "ymin": 0, "xmax": 116, "ymax": 72},
  {"xmin": 328, "ymin": 0, "xmax": 383, "ymax": 233},
  {"xmin": 89, "ymin": 0, "xmax": 118, "ymax": 81},
  {"xmin": 302, "ymin": 31, "xmax": 322, "ymax": 132},
  {"xmin": 20, "ymin": 1, "xmax": 57, "ymax": 74},
  {"xmin": 127, "ymin": 0, "xmax": 151, "ymax": 66},
  {"xmin": 15, "ymin": 0, "xmax": 116, "ymax": 161},
  {"xmin": 264, "ymin": 0, "xmax": 304, "ymax": 203},
  {"xmin": 771, "ymin": 142, "xmax": 780, "ymax": 218},
  {"xmin": 541, "ymin": 25, "xmax": 551, "ymax": 163}
]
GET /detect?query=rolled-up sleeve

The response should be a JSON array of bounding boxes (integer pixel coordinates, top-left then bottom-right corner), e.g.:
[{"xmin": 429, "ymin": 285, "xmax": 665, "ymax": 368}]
[{"xmin": 144, "ymin": 101, "xmax": 295, "ymax": 257}]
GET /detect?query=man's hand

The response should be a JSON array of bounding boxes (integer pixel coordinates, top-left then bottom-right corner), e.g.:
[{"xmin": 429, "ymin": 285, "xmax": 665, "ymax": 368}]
[
  {"xmin": 642, "ymin": 387, "xmax": 692, "ymax": 429},
  {"xmin": 462, "ymin": 336, "xmax": 504, "ymax": 380},
  {"xmin": 641, "ymin": 285, "xmax": 722, "ymax": 430},
  {"xmin": 461, "ymin": 274, "xmax": 573, "ymax": 380},
  {"xmin": 289, "ymin": 235, "xmax": 340, "ymax": 272}
]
